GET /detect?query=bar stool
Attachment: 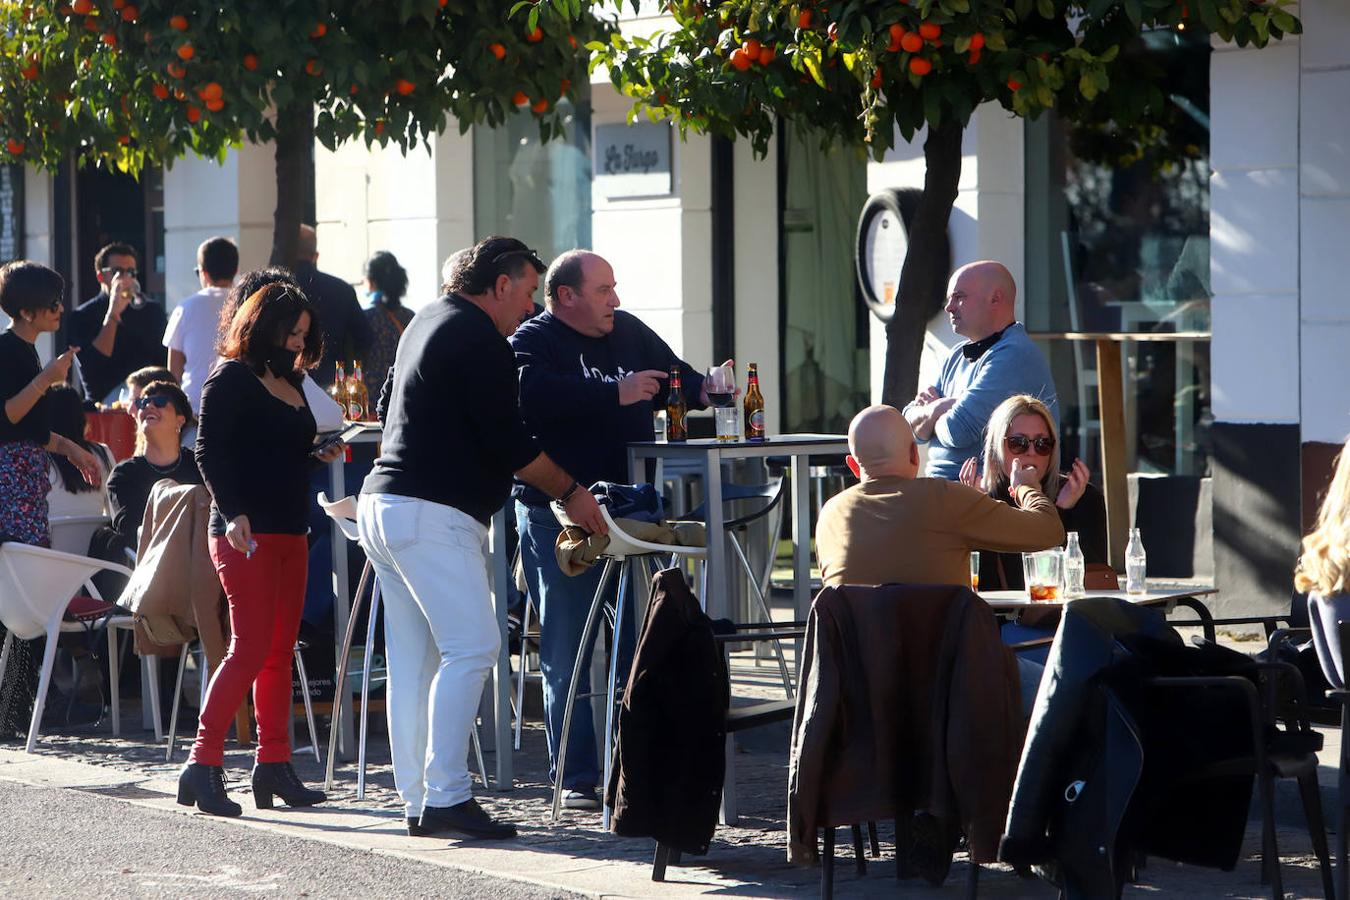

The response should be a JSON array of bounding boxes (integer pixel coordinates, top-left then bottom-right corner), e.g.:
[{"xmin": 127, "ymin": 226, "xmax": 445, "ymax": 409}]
[
  {"xmin": 319, "ymin": 494, "xmax": 488, "ymax": 799},
  {"xmin": 551, "ymin": 504, "xmax": 707, "ymax": 825}
]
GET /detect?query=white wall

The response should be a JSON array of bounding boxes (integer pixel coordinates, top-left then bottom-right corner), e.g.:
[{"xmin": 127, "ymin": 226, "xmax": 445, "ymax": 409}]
[
  {"xmin": 21, "ymin": 165, "xmax": 56, "ymax": 359},
  {"xmin": 865, "ymin": 103, "xmax": 1026, "ymax": 403},
  {"xmin": 1297, "ymin": 0, "xmax": 1350, "ymax": 444},
  {"xmin": 314, "ymin": 130, "xmax": 475, "ymax": 311},
  {"xmin": 162, "ymin": 144, "xmax": 275, "ymax": 310}
]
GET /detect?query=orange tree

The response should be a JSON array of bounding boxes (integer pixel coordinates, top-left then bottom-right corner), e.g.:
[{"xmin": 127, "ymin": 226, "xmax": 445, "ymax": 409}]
[
  {"xmin": 594, "ymin": 0, "xmax": 1300, "ymax": 405},
  {"xmin": 0, "ymin": 0, "xmax": 605, "ymax": 266}
]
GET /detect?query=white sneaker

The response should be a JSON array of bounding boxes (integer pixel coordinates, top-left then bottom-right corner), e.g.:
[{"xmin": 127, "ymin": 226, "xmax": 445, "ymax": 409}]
[{"xmin": 562, "ymin": 788, "xmax": 600, "ymax": 810}]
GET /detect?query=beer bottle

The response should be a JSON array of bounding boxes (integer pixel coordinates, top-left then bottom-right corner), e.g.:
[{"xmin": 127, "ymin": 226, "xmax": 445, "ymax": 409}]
[
  {"xmin": 348, "ymin": 360, "xmax": 371, "ymax": 422},
  {"xmin": 666, "ymin": 366, "xmax": 688, "ymax": 442},
  {"xmin": 744, "ymin": 362, "xmax": 766, "ymax": 442},
  {"xmin": 331, "ymin": 362, "xmax": 347, "ymax": 408}
]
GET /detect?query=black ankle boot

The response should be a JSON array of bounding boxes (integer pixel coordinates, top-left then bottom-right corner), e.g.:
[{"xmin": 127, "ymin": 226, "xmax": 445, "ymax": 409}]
[
  {"xmin": 251, "ymin": 761, "xmax": 327, "ymax": 809},
  {"xmin": 177, "ymin": 763, "xmax": 242, "ymax": 817}
]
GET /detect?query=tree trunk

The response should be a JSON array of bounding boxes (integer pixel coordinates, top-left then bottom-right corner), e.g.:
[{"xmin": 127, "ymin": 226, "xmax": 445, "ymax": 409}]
[
  {"xmin": 880, "ymin": 121, "xmax": 965, "ymax": 408},
  {"xmin": 269, "ymin": 103, "xmax": 314, "ymax": 268}
]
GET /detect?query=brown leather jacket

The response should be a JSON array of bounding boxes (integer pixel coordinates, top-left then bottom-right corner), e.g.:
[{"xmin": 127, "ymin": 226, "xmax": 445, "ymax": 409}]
[{"xmin": 787, "ymin": 584, "xmax": 1023, "ymax": 864}]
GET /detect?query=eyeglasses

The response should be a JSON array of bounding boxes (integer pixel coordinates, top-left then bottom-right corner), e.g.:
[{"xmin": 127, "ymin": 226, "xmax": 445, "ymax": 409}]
[
  {"xmin": 491, "ymin": 248, "xmax": 545, "ymax": 271},
  {"xmin": 44, "ymin": 297, "xmax": 63, "ymax": 312},
  {"xmin": 134, "ymin": 395, "xmax": 173, "ymax": 410},
  {"xmin": 100, "ymin": 266, "xmax": 138, "ymax": 279},
  {"xmin": 1006, "ymin": 434, "xmax": 1056, "ymax": 457}
]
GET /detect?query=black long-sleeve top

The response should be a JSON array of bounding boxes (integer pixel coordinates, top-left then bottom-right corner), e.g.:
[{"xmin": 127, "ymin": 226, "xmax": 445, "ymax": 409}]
[
  {"xmin": 106, "ymin": 451, "xmax": 203, "ymax": 546},
  {"xmin": 293, "ymin": 263, "xmax": 373, "ymax": 389},
  {"xmin": 0, "ymin": 330, "xmax": 49, "ymax": 447},
  {"xmin": 68, "ymin": 292, "xmax": 169, "ymax": 402},
  {"xmin": 508, "ymin": 309, "xmax": 705, "ymax": 507},
  {"xmin": 978, "ymin": 481, "xmax": 1108, "ymax": 591},
  {"xmin": 363, "ymin": 294, "xmax": 542, "ymax": 525},
  {"xmin": 195, "ymin": 359, "xmax": 317, "ymax": 536}
]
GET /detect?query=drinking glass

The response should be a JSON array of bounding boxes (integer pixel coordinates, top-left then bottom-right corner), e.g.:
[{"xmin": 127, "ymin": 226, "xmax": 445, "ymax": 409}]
[
  {"xmin": 705, "ymin": 365, "xmax": 738, "ymax": 442},
  {"xmin": 969, "ymin": 552, "xmax": 980, "ymax": 592},
  {"xmin": 1021, "ymin": 550, "xmax": 1063, "ymax": 602}
]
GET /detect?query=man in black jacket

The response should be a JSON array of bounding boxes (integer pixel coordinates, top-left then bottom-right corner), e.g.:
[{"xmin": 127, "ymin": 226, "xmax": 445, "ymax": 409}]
[
  {"xmin": 68, "ymin": 242, "xmax": 168, "ymax": 403},
  {"xmin": 293, "ymin": 224, "xmax": 372, "ymax": 388},
  {"xmin": 359, "ymin": 236, "xmax": 605, "ymax": 840},
  {"xmin": 511, "ymin": 249, "xmax": 714, "ymax": 811}
]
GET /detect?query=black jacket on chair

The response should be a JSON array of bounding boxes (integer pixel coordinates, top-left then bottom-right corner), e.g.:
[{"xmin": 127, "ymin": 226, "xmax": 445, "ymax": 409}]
[
  {"xmin": 607, "ymin": 568, "xmax": 729, "ymax": 854},
  {"xmin": 1000, "ymin": 597, "xmax": 1257, "ymax": 899}
]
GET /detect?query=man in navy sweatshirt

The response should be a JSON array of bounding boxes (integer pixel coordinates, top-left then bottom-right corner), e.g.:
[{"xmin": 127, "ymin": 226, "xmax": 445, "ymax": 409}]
[
  {"xmin": 902, "ymin": 261, "xmax": 1059, "ymax": 480},
  {"xmin": 511, "ymin": 249, "xmax": 710, "ymax": 811}
]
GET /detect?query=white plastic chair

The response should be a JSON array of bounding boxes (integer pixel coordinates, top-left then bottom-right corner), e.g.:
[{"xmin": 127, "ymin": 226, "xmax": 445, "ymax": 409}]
[
  {"xmin": 47, "ymin": 514, "xmax": 110, "ymax": 557},
  {"xmin": 0, "ymin": 542, "xmax": 133, "ymax": 752},
  {"xmin": 551, "ymin": 503, "xmax": 707, "ymax": 826},
  {"xmin": 318, "ymin": 493, "xmax": 488, "ymax": 798}
]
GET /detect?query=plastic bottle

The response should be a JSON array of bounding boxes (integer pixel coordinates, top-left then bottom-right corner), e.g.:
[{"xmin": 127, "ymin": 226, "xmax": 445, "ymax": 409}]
[{"xmin": 1125, "ymin": 527, "xmax": 1147, "ymax": 595}]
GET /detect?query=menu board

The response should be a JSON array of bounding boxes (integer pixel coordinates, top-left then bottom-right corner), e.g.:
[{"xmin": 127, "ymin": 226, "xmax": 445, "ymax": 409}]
[{"xmin": 0, "ymin": 165, "xmax": 22, "ymax": 264}]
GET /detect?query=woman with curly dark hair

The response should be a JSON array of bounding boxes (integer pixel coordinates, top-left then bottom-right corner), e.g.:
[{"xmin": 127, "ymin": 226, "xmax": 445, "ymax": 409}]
[
  {"xmin": 361, "ymin": 250, "xmax": 413, "ymax": 398},
  {"xmin": 179, "ymin": 282, "xmax": 343, "ymax": 817}
]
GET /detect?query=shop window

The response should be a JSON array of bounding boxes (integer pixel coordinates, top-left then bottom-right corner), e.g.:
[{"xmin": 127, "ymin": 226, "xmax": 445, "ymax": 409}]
[{"xmin": 1026, "ymin": 28, "xmax": 1211, "ymax": 477}]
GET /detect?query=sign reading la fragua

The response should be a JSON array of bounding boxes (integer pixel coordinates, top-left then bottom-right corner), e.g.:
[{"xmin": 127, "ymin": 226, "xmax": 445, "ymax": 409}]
[{"xmin": 594, "ymin": 122, "xmax": 672, "ymax": 198}]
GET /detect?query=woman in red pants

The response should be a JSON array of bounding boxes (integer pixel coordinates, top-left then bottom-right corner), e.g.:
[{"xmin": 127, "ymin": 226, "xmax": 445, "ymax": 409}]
[{"xmin": 182, "ymin": 282, "xmax": 343, "ymax": 817}]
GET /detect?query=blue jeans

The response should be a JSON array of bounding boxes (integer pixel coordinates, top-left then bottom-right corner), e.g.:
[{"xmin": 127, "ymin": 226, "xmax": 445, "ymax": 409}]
[{"xmin": 515, "ymin": 501, "xmax": 634, "ymax": 791}]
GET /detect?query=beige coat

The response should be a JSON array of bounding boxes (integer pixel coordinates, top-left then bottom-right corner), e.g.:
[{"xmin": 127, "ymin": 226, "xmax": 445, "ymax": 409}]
[{"xmin": 119, "ymin": 481, "xmax": 229, "ymax": 667}]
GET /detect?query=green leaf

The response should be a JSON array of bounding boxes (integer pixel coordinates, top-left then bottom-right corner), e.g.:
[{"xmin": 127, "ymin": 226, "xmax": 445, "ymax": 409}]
[
  {"xmin": 527, "ymin": 6, "xmax": 540, "ymax": 34},
  {"xmin": 923, "ymin": 86, "xmax": 941, "ymax": 128},
  {"xmin": 1123, "ymin": 0, "xmax": 1142, "ymax": 28},
  {"xmin": 1078, "ymin": 72, "xmax": 1098, "ymax": 100}
]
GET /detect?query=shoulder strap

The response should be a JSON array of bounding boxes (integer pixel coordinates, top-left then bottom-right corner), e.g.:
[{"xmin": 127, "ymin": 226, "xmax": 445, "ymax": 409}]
[{"xmin": 382, "ymin": 306, "xmax": 407, "ymax": 335}]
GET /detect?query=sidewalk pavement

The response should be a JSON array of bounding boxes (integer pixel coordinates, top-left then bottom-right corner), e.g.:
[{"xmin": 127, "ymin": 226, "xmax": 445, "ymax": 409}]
[{"xmin": 3, "ymin": 653, "xmax": 1337, "ymax": 899}]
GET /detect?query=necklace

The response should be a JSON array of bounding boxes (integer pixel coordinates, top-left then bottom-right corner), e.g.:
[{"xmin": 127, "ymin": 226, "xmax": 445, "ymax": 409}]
[{"xmin": 144, "ymin": 448, "xmax": 182, "ymax": 475}]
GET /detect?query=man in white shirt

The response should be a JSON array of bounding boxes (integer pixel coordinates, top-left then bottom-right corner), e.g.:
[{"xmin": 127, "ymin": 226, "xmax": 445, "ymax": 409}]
[{"xmin": 164, "ymin": 237, "xmax": 237, "ymax": 415}]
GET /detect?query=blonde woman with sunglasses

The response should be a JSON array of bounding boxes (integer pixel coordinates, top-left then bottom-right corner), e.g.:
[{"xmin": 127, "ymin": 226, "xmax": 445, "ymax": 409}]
[
  {"xmin": 1297, "ymin": 438, "xmax": 1350, "ymax": 688},
  {"xmin": 959, "ymin": 394, "xmax": 1107, "ymax": 592}
]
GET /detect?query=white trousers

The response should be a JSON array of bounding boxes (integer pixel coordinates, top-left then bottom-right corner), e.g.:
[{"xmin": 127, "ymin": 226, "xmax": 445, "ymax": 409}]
[{"xmin": 357, "ymin": 492, "xmax": 500, "ymax": 815}]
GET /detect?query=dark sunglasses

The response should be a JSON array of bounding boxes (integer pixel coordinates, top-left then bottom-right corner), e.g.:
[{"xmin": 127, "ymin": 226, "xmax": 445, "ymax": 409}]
[
  {"xmin": 491, "ymin": 248, "xmax": 545, "ymax": 271},
  {"xmin": 1006, "ymin": 433, "xmax": 1055, "ymax": 457},
  {"xmin": 100, "ymin": 266, "xmax": 138, "ymax": 278},
  {"xmin": 134, "ymin": 395, "xmax": 173, "ymax": 410}
]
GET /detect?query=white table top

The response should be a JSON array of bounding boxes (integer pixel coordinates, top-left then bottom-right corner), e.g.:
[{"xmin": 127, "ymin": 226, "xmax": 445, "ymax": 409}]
[{"xmin": 979, "ymin": 584, "xmax": 1216, "ymax": 610}]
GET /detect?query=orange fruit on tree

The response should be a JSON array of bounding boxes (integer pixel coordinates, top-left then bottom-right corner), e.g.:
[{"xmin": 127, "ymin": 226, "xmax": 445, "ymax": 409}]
[
  {"xmin": 205, "ymin": 97, "xmax": 224, "ymax": 112},
  {"xmin": 758, "ymin": 45, "xmax": 775, "ymax": 65},
  {"xmin": 243, "ymin": 52, "xmax": 258, "ymax": 71},
  {"xmin": 797, "ymin": 9, "xmax": 812, "ymax": 29},
  {"xmin": 968, "ymin": 47, "xmax": 981, "ymax": 65},
  {"xmin": 112, "ymin": 0, "xmax": 124, "ymax": 8},
  {"xmin": 120, "ymin": 4, "xmax": 137, "ymax": 21},
  {"xmin": 186, "ymin": 105, "xmax": 201, "ymax": 123},
  {"xmin": 531, "ymin": 98, "xmax": 549, "ymax": 113},
  {"xmin": 200, "ymin": 81, "xmax": 222, "ymax": 100},
  {"xmin": 969, "ymin": 32, "xmax": 985, "ymax": 51},
  {"xmin": 918, "ymin": 21, "xmax": 940, "ymax": 40},
  {"xmin": 177, "ymin": 43, "xmax": 194, "ymax": 61},
  {"xmin": 21, "ymin": 63, "xmax": 39, "ymax": 81},
  {"xmin": 166, "ymin": 61, "xmax": 185, "ymax": 78},
  {"xmin": 870, "ymin": 69, "xmax": 882, "ymax": 89},
  {"xmin": 169, "ymin": 14, "xmax": 187, "ymax": 30},
  {"xmin": 1007, "ymin": 77, "xmax": 1022, "ymax": 91},
  {"xmin": 349, "ymin": 83, "xmax": 359, "ymax": 95},
  {"xmin": 310, "ymin": 23, "xmax": 327, "ymax": 38},
  {"xmin": 84, "ymin": 16, "xmax": 98, "ymax": 32},
  {"xmin": 889, "ymin": 23, "xmax": 905, "ymax": 48},
  {"xmin": 101, "ymin": 32, "xmax": 117, "ymax": 47},
  {"xmin": 5, "ymin": 139, "xmax": 25, "ymax": 155},
  {"xmin": 909, "ymin": 56, "xmax": 932, "ymax": 75},
  {"xmin": 395, "ymin": 79, "xmax": 415, "ymax": 96},
  {"xmin": 305, "ymin": 59, "xmax": 322, "ymax": 76},
  {"xmin": 374, "ymin": 121, "xmax": 385, "ymax": 136},
  {"xmin": 568, "ymin": 34, "xmax": 578, "ymax": 49},
  {"xmin": 173, "ymin": 87, "xmax": 186, "ymax": 100},
  {"xmin": 729, "ymin": 47, "xmax": 752, "ymax": 71},
  {"xmin": 559, "ymin": 77, "xmax": 571, "ymax": 95},
  {"xmin": 526, "ymin": 26, "xmax": 543, "ymax": 42},
  {"xmin": 511, "ymin": 90, "xmax": 528, "ymax": 106},
  {"xmin": 117, "ymin": 134, "xmax": 130, "ymax": 145},
  {"xmin": 152, "ymin": 82, "xmax": 169, "ymax": 99},
  {"xmin": 743, "ymin": 38, "xmax": 761, "ymax": 59},
  {"xmin": 72, "ymin": 0, "xmax": 92, "ymax": 13},
  {"xmin": 488, "ymin": 42, "xmax": 506, "ymax": 60},
  {"xmin": 900, "ymin": 32, "xmax": 922, "ymax": 53}
]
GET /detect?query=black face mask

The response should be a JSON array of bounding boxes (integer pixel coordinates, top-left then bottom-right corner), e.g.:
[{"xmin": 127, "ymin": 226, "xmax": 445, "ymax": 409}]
[{"xmin": 266, "ymin": 346, "xmax": 299, "ymax": 377}]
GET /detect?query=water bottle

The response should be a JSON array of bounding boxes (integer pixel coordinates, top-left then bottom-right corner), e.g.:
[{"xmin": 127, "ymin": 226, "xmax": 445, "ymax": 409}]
[
  {"xmin": 1063, "ymin": 531, "xmax": 1085, "ymax": 599},
  {"xmin": 1125, "ymin": 527, "xmax": 1147, "ymax": 595}
]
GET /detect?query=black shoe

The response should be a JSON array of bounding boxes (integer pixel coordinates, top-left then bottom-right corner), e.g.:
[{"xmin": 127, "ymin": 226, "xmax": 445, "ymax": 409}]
[
  {"xmin": 251, "ymin": 761, "xmax": 327, "ymax": 809},
  {"xmin": 419, "ymin": 799, "xmax": 518, "ymax": 840},
  {"xmin": 407, "ymin": 816, "xmax": 432, "ymax": 837},
  {"xmin": 897, "ymin": 813, "xmax": 957, "ymax": 886},
  {"xmin": 177, "ymin": 763, "xmax": 242, "ymax": 818}
]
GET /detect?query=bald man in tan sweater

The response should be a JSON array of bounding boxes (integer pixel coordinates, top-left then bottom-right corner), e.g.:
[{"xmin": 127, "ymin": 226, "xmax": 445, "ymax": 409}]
[{"xmin": 816, "ymin": 405, "xmax": 1065, "ymax": 588}]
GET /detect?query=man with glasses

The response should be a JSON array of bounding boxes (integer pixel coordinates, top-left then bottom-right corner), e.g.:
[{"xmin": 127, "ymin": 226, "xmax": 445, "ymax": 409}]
[
  {"xmin": 69, "ymin": 242, "xmax": 169, "ymax": 404},
  {"xmin": 163, "ymin": 237, "xmax": 238, "ymax": 417},
  {"xmin": 902, "ymin": 261, "xmax": 1058, "ymax": 480}
]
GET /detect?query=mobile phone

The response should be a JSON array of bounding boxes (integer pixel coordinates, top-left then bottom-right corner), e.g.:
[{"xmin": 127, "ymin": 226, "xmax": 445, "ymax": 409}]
[{"xmin": 310, "ymin": 432, "xmax": 345, "ymax": 458}]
